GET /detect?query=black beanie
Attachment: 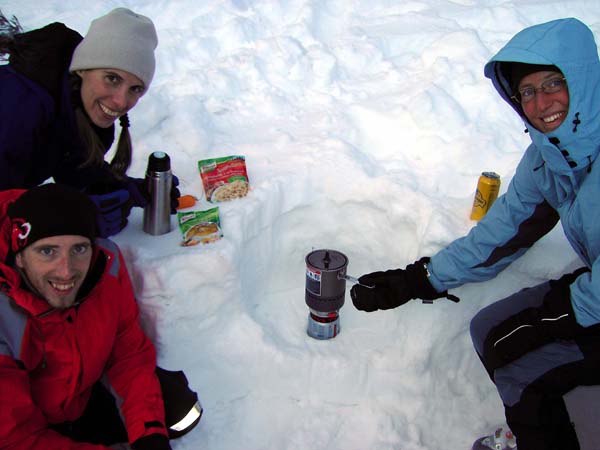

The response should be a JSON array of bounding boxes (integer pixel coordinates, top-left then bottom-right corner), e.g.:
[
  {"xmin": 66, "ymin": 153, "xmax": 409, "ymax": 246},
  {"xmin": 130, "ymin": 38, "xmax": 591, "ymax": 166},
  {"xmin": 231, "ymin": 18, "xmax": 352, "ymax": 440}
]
[
  {"xmin": 8, "ymin": 183, "xmax": 98, "ymax": 253},
  {"xmin": 504, "ymin": 62, "xmax": 562, "ymax": 94}
]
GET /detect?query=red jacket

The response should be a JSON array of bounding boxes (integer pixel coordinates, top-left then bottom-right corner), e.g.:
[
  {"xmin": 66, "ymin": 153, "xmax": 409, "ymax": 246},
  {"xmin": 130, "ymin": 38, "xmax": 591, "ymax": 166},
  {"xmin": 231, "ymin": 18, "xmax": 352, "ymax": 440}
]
[{"xmin": 0, "ymin": 189, "xmax": 168, "ymax": 449}]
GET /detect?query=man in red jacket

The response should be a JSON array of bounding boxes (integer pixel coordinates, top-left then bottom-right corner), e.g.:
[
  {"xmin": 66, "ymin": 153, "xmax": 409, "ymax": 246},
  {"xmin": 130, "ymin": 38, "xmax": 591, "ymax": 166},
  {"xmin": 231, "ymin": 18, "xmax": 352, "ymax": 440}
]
[{"xmin": 0, "ymin": 184, "xmax": 201, "ymax": 450}]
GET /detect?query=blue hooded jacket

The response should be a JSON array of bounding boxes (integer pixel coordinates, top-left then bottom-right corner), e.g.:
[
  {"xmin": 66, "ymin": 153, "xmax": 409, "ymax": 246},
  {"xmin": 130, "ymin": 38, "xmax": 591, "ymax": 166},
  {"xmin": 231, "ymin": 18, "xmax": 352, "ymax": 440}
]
[{"xmin": 427, "ymin": 18, "xmax": 600, "ymax": 327}]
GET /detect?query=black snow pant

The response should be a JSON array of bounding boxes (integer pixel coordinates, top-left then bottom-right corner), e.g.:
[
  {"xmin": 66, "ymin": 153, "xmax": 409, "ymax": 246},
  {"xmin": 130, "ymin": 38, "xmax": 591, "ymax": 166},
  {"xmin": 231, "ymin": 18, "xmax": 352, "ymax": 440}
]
[
  {"xmin": 51, "ymin": 367, "xmax": 201, "ymax": 446},
  {"xmin": 470, "ymin": 281, "xmax": 600, "ymax": 450}
]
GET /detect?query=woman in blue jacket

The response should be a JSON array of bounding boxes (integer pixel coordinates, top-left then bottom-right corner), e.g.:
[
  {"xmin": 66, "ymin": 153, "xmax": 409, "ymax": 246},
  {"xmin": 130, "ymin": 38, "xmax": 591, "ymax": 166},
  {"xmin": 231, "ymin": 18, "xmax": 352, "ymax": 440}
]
[
  {"xmin": 0, "ymin": 8, "xmax": 175, "ymax": 237},
  {"xmin": 351, "ymin": 18, "xmax": 600, "ymax": 450}
]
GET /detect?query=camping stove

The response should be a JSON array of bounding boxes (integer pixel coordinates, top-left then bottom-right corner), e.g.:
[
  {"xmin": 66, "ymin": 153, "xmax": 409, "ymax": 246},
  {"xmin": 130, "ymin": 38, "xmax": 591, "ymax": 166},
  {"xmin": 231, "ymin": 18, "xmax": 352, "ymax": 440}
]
[{"xmin": 305, "ymin": 249, "xmax": 348, "ymax": 339}]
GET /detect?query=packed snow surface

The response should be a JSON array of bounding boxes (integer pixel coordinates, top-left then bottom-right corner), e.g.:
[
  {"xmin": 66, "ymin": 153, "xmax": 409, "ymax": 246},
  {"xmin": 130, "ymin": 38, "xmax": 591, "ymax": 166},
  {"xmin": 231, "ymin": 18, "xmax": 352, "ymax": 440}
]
[{"xmin": 3, "ymin": 1, "xmax": 598, "ymax": 448}]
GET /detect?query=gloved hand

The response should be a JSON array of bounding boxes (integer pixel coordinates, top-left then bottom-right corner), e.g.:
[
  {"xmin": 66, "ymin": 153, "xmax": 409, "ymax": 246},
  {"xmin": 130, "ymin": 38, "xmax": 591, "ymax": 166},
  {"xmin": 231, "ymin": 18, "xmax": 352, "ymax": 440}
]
[
  {"xmin": 170, "ymin": 175, "xmax": 181, "ymax": 214},
  {"xmin": 125, "ymin": 177, "xmax": 150, "ymax": 208},
  {"xmin": 483, "ymin": 267, "xmax": 595, "ymax": 371},
  {"xmin": 351, "ymin": 257, "xmax": 458, "ymax": 312},
  {"xmin": 87, "ymin": 188, "xmax": 132, "ymax": 238},
  {"xmin": 126, "ymin": 176, "xmax": 181, "ymax": 214},
  {"xmin": 131, "ymin": 433, "xmax": 172, "ymax": 450}
]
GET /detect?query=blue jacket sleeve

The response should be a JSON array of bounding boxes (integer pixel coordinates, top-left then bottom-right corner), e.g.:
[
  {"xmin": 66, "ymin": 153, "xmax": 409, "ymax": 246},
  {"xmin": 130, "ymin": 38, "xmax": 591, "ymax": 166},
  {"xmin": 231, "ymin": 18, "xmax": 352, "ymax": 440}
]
[
  {"xmin": 428, "ymin": 146, "xmax": 560, "ymax": 291},
  {"xmin": 570, "ymin": 258, "xmax": 600, "ymax": 326}
]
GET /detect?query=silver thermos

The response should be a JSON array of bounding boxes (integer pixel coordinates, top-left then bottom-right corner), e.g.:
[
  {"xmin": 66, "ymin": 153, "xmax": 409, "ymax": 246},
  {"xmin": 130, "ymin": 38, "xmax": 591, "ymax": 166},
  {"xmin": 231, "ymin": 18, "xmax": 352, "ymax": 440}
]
[{"xmin": 143, "ymin": 151, "xmax": 172, "ymax": 235}]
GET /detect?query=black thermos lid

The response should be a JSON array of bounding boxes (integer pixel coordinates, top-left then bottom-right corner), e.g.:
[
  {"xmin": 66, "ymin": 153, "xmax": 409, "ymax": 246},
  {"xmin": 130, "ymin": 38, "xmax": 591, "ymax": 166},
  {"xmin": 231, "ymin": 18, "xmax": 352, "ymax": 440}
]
[{"xmin": 147, "ymin": 151, "xmax": 171, "ymax": 172}]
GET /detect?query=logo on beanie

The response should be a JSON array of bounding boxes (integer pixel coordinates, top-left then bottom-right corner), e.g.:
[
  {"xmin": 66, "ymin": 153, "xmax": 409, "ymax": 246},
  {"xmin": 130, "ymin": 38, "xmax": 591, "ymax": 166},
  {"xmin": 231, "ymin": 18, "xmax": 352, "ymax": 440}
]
[{"xmin": 11, "ymin": 219, "xmax": 32, "ymax": 252}]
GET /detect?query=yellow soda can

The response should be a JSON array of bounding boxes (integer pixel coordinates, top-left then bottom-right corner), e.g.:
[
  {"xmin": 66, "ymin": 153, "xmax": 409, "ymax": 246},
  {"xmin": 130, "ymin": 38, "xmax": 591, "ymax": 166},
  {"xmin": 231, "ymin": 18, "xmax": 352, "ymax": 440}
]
[{"xmin": 470, "ymin": 172, "xmax": 501, "ymax": 221}]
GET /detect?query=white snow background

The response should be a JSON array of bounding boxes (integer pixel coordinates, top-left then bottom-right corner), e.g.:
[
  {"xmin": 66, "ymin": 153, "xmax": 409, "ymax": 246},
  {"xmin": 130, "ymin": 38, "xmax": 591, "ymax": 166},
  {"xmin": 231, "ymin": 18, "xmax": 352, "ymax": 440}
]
[{"xmin": 3, "ymin": 1, "xmax": 600, "ymax": 449}]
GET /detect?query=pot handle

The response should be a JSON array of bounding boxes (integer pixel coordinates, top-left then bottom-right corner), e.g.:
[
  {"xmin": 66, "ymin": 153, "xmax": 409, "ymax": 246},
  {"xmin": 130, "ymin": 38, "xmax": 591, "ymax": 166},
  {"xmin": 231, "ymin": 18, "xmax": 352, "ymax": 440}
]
[{"xmin": 338, "ymin": 273, "xmax": 374, "ymax": 289}]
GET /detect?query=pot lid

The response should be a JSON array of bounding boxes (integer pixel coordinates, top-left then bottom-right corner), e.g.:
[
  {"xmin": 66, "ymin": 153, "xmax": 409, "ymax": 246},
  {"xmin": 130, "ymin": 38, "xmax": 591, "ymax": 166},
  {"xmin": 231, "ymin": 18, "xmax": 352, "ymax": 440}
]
[{"xmin": 306, "ymin": 249, "xmax": 348, "ymax": 271}]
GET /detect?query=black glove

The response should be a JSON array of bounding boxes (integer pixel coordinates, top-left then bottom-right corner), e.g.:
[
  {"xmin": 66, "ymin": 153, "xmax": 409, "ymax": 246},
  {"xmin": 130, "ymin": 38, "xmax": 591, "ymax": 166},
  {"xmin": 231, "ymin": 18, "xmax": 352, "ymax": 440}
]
[
  {"xmin": 125, "ymin": 177, "xmax": 150, "ymax": 208},
  {"xmin": 170, "ymin": 175, "xmax": 181, "ymax": 214},
  {"xmin": 351, "ymin": 257, "xmax": 458, "ymax": 312},
  {"xmin": 483, "ymin": 267, "xmax": 594, "ymax": 372},
  {"xmin": 131, "ymin": 434, "xmax": 172, "ymax": 450},
  {"xmin": 127, "ymin": 176, "xmax": 181, "ymax": 214}
]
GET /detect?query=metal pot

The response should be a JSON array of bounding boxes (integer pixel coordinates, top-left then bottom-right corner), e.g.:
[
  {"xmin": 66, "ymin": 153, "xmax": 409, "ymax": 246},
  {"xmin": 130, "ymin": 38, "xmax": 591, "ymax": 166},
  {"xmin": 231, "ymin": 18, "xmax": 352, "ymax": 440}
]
[{"xmin": 305, "ymin": 249, "xmax": 348, "ymax": 339}]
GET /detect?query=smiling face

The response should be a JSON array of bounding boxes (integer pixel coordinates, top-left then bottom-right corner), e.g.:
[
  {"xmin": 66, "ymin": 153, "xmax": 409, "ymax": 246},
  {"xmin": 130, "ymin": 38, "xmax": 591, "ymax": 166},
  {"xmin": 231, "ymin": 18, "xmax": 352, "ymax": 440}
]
[
  {"xmin": 518, "ymin": 70, "xmax": 570, "ymax": 133},
  {"xmin": 16, "ymin": 235, "xmax": 93, "ymax": 309},
  {"xmin": 78, "ymin": 68, "xmax": 146, "ymax": 128}
]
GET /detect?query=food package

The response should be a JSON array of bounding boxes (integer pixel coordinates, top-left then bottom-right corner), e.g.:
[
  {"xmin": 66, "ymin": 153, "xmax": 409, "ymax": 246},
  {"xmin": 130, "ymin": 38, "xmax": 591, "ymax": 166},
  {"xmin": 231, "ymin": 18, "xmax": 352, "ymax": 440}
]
[
  {"xmin": 177, "ymin": 207, "xmax": 223, "ymax": 246},
  {"xmin": 198, "ymin": 155, "xmax": 249, "ymax": 202}
]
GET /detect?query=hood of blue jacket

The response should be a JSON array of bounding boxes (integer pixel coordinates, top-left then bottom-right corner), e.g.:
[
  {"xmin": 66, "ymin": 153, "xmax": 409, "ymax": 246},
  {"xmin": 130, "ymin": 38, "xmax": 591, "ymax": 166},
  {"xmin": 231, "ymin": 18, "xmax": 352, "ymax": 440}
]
[{"xmin": 484, "ymin": 18, "xmax": 600, "ymax": 183}]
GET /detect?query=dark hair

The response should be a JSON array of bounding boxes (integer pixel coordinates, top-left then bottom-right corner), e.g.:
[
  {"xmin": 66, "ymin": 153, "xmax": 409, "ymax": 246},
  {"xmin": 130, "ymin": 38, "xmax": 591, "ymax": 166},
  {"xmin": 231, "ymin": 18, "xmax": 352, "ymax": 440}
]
[
  {"xmin": 503, "ymin": 62, "xmax": 562, "ymax": 95},
  {"xmin": 73, "ymin": 107, "xmax": 132, "ymax": 178},
  {"xmin": 0, "ymin": 10, "xmax": 22, "ymax": 61}
]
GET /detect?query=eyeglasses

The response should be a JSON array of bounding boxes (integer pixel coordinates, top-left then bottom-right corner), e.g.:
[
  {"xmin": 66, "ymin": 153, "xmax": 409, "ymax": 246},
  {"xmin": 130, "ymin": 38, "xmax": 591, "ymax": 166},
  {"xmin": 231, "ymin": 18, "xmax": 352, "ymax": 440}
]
[{"xmin": 511, "ymin": 77, "xmax": 567, "ymax": 104}]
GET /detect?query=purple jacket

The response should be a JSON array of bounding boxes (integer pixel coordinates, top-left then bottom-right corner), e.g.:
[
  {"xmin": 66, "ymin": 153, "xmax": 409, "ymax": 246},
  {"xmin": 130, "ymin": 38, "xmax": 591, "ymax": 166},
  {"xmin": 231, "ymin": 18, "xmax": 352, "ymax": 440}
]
[{"xmin": 0, "ymin": 22, "xmax": 118, "ymax": 191}]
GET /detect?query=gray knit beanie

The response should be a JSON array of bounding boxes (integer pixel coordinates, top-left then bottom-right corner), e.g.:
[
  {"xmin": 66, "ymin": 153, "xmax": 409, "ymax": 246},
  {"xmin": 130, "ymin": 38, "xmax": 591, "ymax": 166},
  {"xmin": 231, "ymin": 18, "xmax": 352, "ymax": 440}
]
[{"xmin": 70, "ymin": 8, "xmax": 158, "ymax": 89}]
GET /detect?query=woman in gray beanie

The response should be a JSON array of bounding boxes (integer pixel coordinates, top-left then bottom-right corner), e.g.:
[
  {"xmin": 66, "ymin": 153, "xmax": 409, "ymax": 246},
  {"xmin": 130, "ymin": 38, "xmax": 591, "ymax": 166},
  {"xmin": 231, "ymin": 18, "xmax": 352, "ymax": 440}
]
[{"xmin": 0, "ymin": 8, "xmax": 179, "ymax": 238}]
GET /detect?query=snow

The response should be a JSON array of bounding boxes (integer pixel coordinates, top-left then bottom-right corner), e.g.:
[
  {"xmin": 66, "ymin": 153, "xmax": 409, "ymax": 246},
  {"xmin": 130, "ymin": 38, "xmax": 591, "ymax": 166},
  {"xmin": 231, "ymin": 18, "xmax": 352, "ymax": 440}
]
[{"xmin": 3, "ymin": 1, "xmax": 598, "ymax": 448}]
